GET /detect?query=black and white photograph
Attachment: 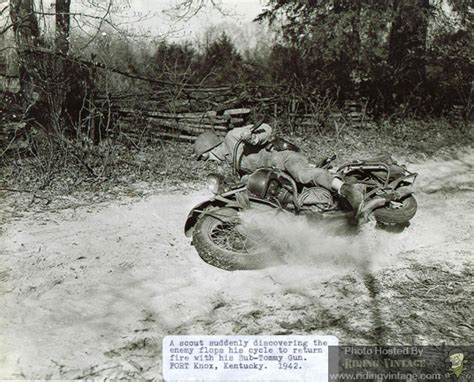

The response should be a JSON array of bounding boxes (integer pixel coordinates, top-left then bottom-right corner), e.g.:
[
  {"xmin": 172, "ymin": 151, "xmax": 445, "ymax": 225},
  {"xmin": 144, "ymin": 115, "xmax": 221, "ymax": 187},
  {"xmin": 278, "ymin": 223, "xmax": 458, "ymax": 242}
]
[{"xmin": 0, "ymin": 0, "xmax": 473, "ymax": 380}]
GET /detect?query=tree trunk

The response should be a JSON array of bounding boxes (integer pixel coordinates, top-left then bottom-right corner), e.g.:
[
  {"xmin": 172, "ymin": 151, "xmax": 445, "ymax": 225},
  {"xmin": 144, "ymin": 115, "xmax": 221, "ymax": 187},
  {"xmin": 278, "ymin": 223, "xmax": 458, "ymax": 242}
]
[
  {"xmin": 0, "ymin": 10, "xmax": 20, "ymax": 92},
  {"xmin": 9, "ymin": 0, "xmax": 40, "ymax": 110},
  {"xmin": 46, "ymin": 0, "xmax": 71, "ymax": 132},
  {"xmin": 9, "ymin": 0, "xmax": 39, "ymax": 49},
  {"xmin": 388, "ymin": 0, "xmax": 429, "ymax": 109},
  {"xmin": 55, "ymin": 0, "xmax": 71, "ymax": 55}
]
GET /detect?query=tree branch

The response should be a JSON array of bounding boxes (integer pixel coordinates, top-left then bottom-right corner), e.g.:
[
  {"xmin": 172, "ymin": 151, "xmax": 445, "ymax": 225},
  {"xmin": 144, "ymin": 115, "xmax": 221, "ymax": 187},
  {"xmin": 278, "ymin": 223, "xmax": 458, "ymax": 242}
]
[{"xmin": 78, "ymin": 0, "xmax": 113, "ymax": 50}]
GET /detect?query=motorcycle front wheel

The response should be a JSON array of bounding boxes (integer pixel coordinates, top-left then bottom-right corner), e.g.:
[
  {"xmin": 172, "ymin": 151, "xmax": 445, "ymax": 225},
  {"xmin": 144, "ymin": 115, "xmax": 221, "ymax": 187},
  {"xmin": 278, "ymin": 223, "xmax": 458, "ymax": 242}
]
[{"xmin": 192, "ymin": 207, "xmax": 280, "ymax": 271}]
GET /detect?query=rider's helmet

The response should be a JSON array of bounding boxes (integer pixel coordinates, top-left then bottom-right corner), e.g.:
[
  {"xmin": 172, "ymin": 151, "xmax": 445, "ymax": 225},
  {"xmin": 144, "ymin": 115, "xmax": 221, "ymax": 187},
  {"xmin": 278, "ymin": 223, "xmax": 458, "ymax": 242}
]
[{"xmin": 193, "ymin": 131, "xmax": 222, "ymax": 160}]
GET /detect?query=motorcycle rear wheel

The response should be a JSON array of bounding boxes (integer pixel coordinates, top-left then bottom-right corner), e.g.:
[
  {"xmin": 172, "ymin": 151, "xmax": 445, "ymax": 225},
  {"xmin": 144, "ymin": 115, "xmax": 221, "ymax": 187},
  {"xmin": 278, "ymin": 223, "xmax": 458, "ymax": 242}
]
[
  {"xmin": 192, "ymin": 207, "xmax": 280, "ymax": 271},
  {"xmin": 373, "ymin": 195, "xmax": 417, "ymax": 225}
]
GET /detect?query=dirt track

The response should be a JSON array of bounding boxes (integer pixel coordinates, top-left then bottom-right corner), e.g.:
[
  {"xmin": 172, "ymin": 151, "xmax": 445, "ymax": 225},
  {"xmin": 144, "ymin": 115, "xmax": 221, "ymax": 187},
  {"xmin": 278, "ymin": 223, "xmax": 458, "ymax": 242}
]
[{"xmin": 1, "ymin": 150, "xmax": 473, "ymax": 379}]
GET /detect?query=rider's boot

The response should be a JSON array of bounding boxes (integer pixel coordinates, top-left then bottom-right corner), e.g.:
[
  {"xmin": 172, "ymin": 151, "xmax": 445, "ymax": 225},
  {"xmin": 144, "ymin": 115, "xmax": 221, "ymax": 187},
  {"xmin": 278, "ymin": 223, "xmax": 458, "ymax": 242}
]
[{"xmin": 340, "ymin": 183, "xmax": 365, "ymax": 215}]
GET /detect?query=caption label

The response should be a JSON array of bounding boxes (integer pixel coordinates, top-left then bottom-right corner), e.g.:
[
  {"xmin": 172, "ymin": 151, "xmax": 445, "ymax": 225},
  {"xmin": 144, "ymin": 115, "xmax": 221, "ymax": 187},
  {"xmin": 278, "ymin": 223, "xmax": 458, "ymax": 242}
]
[{"xmin": 163, "ymin": 335, "xmax": 338, "ymax": 381}]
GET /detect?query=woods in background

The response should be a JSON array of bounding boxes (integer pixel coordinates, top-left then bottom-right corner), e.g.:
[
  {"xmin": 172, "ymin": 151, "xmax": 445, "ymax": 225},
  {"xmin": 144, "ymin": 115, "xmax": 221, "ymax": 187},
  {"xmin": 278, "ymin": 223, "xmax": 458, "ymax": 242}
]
[
  {"xmin": 2, "ymin": 0, "xmax": 473, "ymax": 128},
  {"xmin": 1, "ymin": 0, "xmax": 472, "ymax": 196},
  {"xmin": 76, "ymin": 0, "xmax": 472, "ymax": 118}
]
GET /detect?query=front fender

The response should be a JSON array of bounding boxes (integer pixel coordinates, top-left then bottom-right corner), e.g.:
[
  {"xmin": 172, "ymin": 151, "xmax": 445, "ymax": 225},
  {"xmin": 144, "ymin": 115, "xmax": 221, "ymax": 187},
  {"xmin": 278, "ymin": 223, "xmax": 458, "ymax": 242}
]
[
  {"xmin": 184, "ymin": 199, "xmax": 217, "ymax": 237},
  {"xmin": 184, "ymin": 188, "xmax": 245, "ymax": 237},
  {"xmin": 184, "ymin": 192, "xmax": 279, "ymax": 237}
]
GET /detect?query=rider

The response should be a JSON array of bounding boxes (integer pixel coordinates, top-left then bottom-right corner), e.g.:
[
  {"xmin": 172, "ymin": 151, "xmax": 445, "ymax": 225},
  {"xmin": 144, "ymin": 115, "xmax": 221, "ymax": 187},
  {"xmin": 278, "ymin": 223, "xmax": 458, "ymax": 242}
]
[{"xmin": 193, "ymin": 120, "xmax": 364, "ymax": 212}]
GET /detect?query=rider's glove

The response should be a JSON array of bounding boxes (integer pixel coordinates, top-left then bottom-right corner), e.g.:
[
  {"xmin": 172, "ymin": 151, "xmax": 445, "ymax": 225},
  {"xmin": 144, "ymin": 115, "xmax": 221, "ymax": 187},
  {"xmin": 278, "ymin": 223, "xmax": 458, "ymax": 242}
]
[{"xmin": 240, "ymin": 128, "xmax": 254, "ymax": 143}]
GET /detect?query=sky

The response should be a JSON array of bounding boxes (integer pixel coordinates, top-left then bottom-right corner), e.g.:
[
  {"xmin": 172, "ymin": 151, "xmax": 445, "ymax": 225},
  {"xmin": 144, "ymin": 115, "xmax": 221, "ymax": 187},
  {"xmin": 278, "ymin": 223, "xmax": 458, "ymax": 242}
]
[
  {"xmin": 87, "ymin": 0, "xmax": 267, "ymax": 41},
  {"xmin": 0, "ymin": 0, "xmax": 268, "ymax": 52}
]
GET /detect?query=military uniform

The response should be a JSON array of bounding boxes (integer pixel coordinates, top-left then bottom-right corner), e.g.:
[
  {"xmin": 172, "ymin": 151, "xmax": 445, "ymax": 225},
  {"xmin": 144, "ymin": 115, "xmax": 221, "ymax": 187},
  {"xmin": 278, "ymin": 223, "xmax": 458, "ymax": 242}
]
[{"xmin": 211, "ymin": 124, "xmax": 334, "ymax": 190}]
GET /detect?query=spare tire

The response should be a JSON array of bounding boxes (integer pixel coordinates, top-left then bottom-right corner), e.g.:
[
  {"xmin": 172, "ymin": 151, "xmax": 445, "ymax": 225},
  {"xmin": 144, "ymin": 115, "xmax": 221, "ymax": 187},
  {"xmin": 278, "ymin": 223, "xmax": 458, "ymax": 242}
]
[{"xmin": 373, "ymin": 195, "xmax": 417, "ymax": 225}]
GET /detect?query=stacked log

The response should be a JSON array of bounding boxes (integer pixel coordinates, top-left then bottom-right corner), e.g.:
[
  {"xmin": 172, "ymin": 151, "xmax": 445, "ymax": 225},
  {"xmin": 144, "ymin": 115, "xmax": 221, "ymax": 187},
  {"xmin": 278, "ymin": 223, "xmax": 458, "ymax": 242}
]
[
  {"xmin": 345, "ymin": 101, "xmax": 364, "ymax": 123},
  {"xmin": 102, "ymin": 86, "xmax": 369, "ymax": 144},
  {"xmin": 288, "ymin": 101, "xmax": 367, "ymax": 129},
  {"xmin": 115, "ymin": 106, "xmax": 252, "ymax": 143}
]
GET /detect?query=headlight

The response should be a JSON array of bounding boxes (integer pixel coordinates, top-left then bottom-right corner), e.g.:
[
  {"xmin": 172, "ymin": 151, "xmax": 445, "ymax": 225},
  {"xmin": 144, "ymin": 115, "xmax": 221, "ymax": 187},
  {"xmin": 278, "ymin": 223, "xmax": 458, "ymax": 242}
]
[{"xmin": 206, "ymin": 174, "xmax": 222, "ymax": 194}]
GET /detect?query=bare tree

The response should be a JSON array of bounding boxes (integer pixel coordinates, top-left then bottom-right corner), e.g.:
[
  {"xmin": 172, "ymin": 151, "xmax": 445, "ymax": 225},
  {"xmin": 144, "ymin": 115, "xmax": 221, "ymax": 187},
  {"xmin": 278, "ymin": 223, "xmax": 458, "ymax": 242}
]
[
  {"xmin": 5, "ymin": 0, "xmax": 127, "ymax": 133},
  {"xmin": 6, "ymin": 0, "xmax": 40, "ymax": 109},
  {"xmin": 55, "ymin": 0, "xmax": 71, "ymax": 54},
  {"xmin": 9, "ymin": 0, "xmax": 39, "ymax": 48},
  {"xmin": 164, "ymin": 0, "xmax": 226, "ymax": 21}
]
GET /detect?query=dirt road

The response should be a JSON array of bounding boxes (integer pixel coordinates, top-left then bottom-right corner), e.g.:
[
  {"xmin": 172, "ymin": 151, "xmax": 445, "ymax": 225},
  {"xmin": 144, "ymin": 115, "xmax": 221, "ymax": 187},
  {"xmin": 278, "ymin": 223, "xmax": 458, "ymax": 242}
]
[{"xmin": 1, "ymin": 150, "xmax": 473, "ymax": 379}]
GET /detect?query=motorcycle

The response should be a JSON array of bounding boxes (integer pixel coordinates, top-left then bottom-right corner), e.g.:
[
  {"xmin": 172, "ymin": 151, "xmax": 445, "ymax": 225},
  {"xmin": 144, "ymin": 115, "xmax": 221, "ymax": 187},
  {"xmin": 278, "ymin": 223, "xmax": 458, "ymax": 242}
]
[{"xmin": 184, "ymin": 144, "xmax": 418, "ymax": 271}]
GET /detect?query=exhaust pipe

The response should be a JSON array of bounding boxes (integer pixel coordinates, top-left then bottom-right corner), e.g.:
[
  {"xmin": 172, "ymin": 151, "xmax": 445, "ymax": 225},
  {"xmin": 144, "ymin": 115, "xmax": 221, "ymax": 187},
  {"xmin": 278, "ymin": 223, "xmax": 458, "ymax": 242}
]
[{"xmin": 358, "ymin": 197, "xmax": 387, "ymax": 222}]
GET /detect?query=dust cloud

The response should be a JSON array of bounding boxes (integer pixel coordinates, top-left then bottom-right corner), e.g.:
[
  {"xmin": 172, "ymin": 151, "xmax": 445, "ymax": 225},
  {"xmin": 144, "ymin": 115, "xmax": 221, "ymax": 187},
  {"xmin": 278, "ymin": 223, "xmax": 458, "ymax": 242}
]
[
  {"xmin": 236, "ymin": 150, "xmax": 474, "ymax": 281},
  {"xmin": 239, "ymin": 209, "xmax": 392, "ymax": 274}
]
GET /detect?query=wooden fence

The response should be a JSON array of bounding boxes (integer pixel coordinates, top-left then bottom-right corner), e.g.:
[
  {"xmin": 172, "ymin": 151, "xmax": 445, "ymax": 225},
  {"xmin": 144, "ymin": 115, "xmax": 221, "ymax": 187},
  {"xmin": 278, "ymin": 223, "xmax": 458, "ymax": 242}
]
[
  {"xmin": 112, "ymin": 106, "xmax": 252, "ymax": 143},
  {"xmin": 100, "ymin": 96, "xmax": 367, "ymax": 144}
]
